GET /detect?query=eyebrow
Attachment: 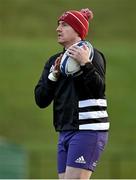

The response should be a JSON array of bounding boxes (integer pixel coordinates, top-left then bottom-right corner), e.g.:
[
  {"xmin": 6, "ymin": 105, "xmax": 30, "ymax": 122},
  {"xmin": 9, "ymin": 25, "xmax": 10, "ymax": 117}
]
[{"xmin": 58, "ymin": 21, "xmax": 68, "ymax": 26}]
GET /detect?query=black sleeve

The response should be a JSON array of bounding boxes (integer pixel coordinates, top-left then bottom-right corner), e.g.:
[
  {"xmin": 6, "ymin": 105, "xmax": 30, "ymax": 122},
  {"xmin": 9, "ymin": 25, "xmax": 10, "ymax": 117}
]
[
  {"xmin": 81, "ymin": 49, "xmax": 106, "ymax": 98},
  {"xmin": 34, "ymin": 58, "xmax": 56, "ymax": 108}
]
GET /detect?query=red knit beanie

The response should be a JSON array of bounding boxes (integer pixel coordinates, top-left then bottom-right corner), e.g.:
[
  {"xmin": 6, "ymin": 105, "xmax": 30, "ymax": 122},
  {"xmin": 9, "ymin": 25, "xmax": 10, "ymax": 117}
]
[{"xmin": 58, "ymin": 8, "xmax": 93, "ymax": 39}]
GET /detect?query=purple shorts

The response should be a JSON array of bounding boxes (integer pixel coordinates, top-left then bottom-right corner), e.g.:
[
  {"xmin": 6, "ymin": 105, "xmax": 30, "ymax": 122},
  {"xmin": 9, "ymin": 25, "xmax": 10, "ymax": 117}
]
[{"xmin": 57, "ymin": 130, "xmax": 108, "ymax": 173}]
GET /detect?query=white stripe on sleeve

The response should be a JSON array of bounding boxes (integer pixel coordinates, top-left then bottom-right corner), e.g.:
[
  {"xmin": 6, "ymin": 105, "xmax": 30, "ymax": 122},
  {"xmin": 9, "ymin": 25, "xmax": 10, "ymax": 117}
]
[
  {"xmin": 79, "ymin": 110, "xmax": 108, "ymax": 120},
  {"xmin": 79, "ymin": 99, "xmax": 107, "ymax": 108},
  {"xmin": 79, "ymin": 122, "xmax": 110, "ymax": 130}
]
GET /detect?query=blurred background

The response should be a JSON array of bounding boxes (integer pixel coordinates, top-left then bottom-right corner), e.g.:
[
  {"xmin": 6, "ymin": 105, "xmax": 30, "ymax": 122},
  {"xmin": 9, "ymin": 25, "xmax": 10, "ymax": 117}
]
[{"xmin": 0, "ymin": 0, "xmax": 136, "ymax": 178}]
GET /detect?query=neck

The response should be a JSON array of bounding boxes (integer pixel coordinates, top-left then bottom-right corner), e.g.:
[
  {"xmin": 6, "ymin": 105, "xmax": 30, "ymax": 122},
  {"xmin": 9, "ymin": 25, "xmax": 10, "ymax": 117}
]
[{"xmin": 64, "ymin": 37, "xmax": 82, "ymax": 49}]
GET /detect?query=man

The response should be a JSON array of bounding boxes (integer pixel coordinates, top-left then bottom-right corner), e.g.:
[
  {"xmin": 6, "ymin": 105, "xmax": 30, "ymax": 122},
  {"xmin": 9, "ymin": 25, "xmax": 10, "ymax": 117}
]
[{"xmin": 34, "ymin": 8, "xmax": 109, "ymax": 179}]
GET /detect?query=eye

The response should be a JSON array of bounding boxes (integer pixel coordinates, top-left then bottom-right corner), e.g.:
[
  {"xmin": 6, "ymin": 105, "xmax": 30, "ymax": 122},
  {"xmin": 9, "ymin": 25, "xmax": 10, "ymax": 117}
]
[{"xmin": 62, "ymin": 22, "xmax": 69, "ymax": 27}]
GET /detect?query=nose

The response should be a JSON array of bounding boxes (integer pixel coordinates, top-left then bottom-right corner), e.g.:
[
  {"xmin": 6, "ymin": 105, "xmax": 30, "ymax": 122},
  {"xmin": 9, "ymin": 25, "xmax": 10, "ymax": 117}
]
[{"xmin": 56, "ymin": 24, "xmax": 62, "ymax": 32}]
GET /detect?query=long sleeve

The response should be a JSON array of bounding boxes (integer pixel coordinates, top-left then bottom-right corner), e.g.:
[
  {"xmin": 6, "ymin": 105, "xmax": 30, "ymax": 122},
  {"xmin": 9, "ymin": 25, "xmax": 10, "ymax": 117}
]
[
  {"xmin": 34, "ymin": 59, "xmax": 56, "ymax": 108},
  {"xmin": 80, "ymin": 49, "xmax": 106, "ymax": 98}
]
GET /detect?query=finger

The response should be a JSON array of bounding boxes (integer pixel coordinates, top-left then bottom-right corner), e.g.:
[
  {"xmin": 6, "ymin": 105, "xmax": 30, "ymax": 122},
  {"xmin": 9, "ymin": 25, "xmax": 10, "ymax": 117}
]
[
  {"xmin": 66, "ymin": 51, "xmax": 76, "ymax": 59},
  {"xmin": 56, "ymin": 54, "xmax": 63, "ymax": 64},
  {"xmin": 55, "ymin": 57, "xmax": 60, "ymax": 63},
  {"xmin": 59, "ymin": 53, "xmax": 63, "ymax": 59},
  {"xmin": 67, "ymin": 49, "xmax": 75, "ymax": 55},
  {"xmin": 55, "ymin": 54, "xmax": 63, "ymax": 71},
  {"xmin": 67, "ymin": 47, "xmax": 79, "ymax": 54},
  {"xmin": 69, "ymin": 45, "xmax": 80, "ymax": 51},
  {"xmin": 82, "ymin": 44, "xmax": 88, "ymax": 50},
  {"xmin": 56, "ymin": 58, "xmax": 60, "ymax": 65},
  {"xmin": 55, "ymin": 61, "xmax": 60, "ymax": 69},
  {"xmin": 58, "ymin": 54, "xmax": 63, "ymax": 62},
  {"xmin": 66, "ymin": 51, "xmax": 76, "ymax": 58}
]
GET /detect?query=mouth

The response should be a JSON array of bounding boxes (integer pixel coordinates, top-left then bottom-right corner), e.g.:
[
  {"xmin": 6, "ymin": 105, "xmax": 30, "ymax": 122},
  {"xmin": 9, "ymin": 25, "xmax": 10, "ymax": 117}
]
[{"xmin": 58, "ymin": 34, "xmax": 63, "ymax": 38}]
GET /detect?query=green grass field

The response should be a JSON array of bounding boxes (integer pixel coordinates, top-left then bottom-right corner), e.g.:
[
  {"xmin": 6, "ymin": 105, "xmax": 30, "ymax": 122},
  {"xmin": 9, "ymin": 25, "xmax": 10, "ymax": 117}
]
[{"xmin": 0, "ymin": 0, "xmax": 136, "ymax": 178}]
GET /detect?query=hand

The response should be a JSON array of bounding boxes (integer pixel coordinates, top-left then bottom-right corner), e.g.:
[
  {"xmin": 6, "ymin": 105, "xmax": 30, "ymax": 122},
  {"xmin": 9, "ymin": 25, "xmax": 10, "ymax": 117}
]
[
  {"xmin": 48, "ymin": 54, "xmax": 63, "ymax": 82},
  {"xmin": 66, "ymin": 44, "xmax": 90, "ymax": 65},
  {"xmin": 53, "ymin": 54, "xmax": 63, "ymax": 78}
]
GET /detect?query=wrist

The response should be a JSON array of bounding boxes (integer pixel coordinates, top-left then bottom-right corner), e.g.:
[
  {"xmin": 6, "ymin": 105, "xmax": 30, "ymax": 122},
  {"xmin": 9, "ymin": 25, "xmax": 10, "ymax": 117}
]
[
  {"xmin": 81, "ymin": 61, "xmax": 94, "ymax": 74},
  {"xmin": 48, "ymin": 72, "xmax": 58, "ymax": 82},
  {"xmin": 80, "ymin": 60, "xmax": 91, "ymax": 66}
]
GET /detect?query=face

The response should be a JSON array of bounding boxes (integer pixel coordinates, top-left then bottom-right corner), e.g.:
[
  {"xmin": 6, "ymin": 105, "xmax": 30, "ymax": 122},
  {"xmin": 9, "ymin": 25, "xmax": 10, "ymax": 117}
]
[{"xmin": 56, "ymin": 21, "xmax": 81, "ymax": 48}]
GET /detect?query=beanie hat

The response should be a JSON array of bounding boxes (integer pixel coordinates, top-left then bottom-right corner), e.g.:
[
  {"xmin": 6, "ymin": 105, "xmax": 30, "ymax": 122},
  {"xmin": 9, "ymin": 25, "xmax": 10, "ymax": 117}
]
[{"xmin": 58, "ymin": 8, "xmax": 93, "ymax": 39}]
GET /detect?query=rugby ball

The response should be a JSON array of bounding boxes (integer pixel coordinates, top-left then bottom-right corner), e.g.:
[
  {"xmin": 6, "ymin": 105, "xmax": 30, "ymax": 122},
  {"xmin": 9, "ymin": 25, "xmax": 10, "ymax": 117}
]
[{"xmin": 60, "ymin": 41, "xmax": 94, "ymax": 76}]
